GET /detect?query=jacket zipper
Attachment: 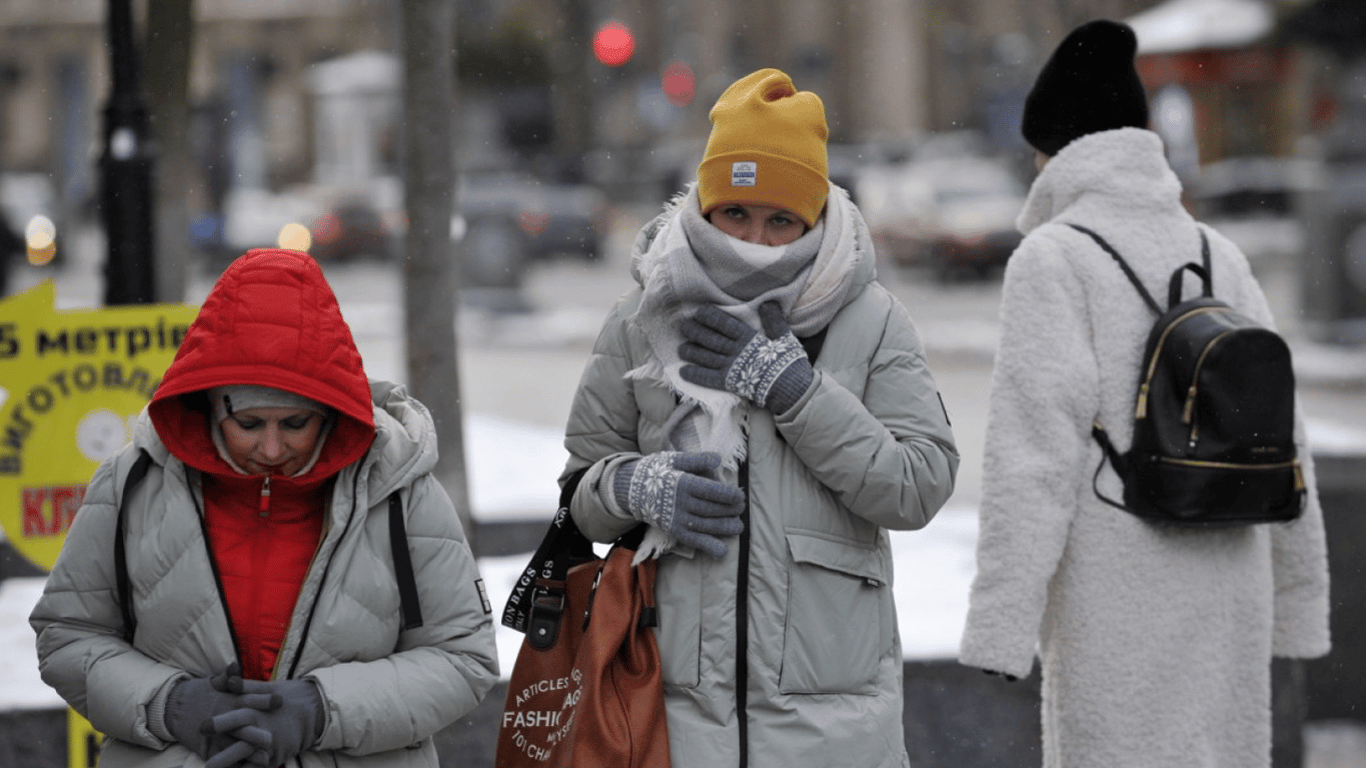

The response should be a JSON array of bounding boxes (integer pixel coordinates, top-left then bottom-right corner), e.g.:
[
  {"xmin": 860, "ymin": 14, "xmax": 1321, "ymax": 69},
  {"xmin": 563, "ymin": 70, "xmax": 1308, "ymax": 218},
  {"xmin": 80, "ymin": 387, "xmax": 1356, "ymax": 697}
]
[
  {"xmin": 1135, "ymin": 306, "xmax": 1222, "ymax": 419},
  {"xmin": 189, "ymin": 468, "xmax": 246, "ymax": 672},
  {"xmin": 259, "ymin": 474, "xmax": 272, "ymax": 515},
  {"xmin": 736, "ymin": 460, "xmax": 751, "ymax": 768},
  {"xmin": 284, "ymin": 466, "xmax": 361, "ymax": 680}
]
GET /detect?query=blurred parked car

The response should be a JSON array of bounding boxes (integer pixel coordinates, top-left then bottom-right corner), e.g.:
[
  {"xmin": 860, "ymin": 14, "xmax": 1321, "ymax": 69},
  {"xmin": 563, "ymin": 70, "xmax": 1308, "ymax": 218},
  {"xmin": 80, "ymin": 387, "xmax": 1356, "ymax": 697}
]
[
  {"xmin": 858, "ymin": 156, "xmax": 1025, "ymax": 280},
  {"xmin": 454, "ymin": 171, "xmax": 610, "ymax": 287},
  {"xmin": 211, "ymin": 170, "xmax": 609, "ymax": 289},
  {"xmin": 217, "ymin": 186, "xmax": 327, "ymax": 264},
  {"xmin": 309, "ymin": 195, "xmax": 394, "ymax": 262},
  {"xmin": 1188, "ymin": 156, "xmax": 1318, "ymax": 265}
]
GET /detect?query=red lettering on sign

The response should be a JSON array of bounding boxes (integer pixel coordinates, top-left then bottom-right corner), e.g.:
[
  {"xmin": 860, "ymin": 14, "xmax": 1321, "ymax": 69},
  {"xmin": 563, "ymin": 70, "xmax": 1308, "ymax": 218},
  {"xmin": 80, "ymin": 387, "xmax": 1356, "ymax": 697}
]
[
  {"xmin": 52, "ymin": 486, "xmax": 83, "ymax": 535},
  {"xmin": 20, "ymin": 485, "xmax": 88, "ymax": 537},
  {"xmin": 21, "ymin": 487, "xmax": 47, "ymax": 536}
]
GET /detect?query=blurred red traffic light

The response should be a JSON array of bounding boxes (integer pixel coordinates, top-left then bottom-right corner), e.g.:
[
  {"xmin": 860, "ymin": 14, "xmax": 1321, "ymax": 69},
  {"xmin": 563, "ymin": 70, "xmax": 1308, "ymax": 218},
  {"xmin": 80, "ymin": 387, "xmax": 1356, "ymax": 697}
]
[
  {"xmin": 662, "ymin": 62, "xmax": 696, "ymax": 106},
  {"xmin": 593, "ymin": 21, "xmax": 635, "ymax": 67}
]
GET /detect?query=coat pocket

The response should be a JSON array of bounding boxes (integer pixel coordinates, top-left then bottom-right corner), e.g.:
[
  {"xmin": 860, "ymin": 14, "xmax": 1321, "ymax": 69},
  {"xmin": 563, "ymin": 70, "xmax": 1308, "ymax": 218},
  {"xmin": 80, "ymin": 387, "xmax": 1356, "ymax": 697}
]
[
  {"xmin": 653, "ymin": 550, "xmax": 703, "ymax": 688},
  {"xmin": 779, "ymin": 532, "xmax": 887, "ymax": 695}
]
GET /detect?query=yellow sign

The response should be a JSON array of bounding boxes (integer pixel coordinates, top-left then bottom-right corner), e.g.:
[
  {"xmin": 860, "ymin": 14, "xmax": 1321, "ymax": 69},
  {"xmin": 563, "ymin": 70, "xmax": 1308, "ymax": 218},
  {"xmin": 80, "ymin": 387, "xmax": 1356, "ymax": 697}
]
[
  {"xmin": 0, "ymin": 281, "xmax": 198, "ymax": 572},
  {"xmin": 68, "ymin": 708, "xmax": 102, "ymax": 768}
]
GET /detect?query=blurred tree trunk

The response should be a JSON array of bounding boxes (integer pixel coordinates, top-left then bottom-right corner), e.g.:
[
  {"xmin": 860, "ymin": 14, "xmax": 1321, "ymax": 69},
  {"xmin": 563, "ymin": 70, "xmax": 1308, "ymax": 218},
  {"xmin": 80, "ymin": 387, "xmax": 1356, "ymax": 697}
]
[
  {"xmin": 549, "ymin": 0, "xmax": 592, "ymax": 181},
  {"xmin": 143, "ymin": 0, "xmax": 193, "ymax": 301},
  {"xmin": 399, "ymin": 0, "xmax": 475, "ymax": 547}
]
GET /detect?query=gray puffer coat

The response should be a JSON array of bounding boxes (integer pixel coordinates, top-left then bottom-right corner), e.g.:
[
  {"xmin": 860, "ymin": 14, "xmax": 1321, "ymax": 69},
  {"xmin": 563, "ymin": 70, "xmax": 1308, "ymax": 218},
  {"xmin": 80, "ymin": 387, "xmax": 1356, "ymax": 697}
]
[
  {"xmin": 30, "ymin": 381, "xmax": 498, "ymax": 768},
  {"xmin": 561, "ymin": 204, "xmax": 959, "ymax": 768}
]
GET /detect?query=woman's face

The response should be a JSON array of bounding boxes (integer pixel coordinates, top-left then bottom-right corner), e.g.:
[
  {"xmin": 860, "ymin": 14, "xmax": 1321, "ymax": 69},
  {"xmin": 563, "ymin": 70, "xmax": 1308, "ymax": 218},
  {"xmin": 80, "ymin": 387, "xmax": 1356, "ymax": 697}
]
[
  {"xmin": 220, "ymin": 407, "xmax": 325, "ymax": 476},
  {"xmin": 707, "ymin": 203, "xmax": 808, "ymax": 246}
]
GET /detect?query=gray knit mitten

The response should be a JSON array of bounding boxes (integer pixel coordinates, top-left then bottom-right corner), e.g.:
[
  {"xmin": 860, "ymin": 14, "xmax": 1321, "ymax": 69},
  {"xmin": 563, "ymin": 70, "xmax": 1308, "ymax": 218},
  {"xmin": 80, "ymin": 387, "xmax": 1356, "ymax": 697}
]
[
  {"xmin": 202, "ymin": 674, "xmax": 325, "ymax": 768},
  {"xmin": 613, "ymin": 451, "xmax": 745, "ymax": 558},
  {"xmin": 679, "ymin": 301, "xmax": 814, "ymax": 414}
]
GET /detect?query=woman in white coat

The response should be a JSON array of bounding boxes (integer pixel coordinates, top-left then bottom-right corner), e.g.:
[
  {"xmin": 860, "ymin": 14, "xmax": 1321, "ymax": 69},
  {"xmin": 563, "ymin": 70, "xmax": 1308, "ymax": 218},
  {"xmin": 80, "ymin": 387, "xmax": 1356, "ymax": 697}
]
[{"xmin": 958, "ymin": 20, "xmax": 1331, "ymax": 768}]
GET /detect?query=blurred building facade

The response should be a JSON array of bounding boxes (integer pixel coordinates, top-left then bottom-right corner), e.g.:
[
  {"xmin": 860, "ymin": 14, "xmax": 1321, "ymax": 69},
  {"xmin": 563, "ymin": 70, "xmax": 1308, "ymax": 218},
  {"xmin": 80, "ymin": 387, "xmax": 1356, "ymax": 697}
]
[
  {"xmin": 0, "ymin": 0, "xmax": 1328, "ymax": 227},
  {"xmin": 0, "ymin": 0, "xmax": 393, "ymax": 227}
]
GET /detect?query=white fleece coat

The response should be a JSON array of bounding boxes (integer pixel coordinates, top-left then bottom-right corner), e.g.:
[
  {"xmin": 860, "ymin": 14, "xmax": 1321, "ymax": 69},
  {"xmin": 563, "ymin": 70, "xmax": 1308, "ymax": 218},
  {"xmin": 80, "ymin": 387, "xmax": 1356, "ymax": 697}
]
[{"xmin": 958, "ymin": 129, "xmax": 1331, "ymax": 768}]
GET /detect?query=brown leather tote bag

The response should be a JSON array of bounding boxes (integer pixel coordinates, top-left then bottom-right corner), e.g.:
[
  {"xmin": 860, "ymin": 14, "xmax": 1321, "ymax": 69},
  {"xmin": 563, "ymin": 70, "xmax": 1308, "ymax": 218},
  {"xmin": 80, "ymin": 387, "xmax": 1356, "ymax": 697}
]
[{"xmin": 497, "ymin": 499, "xmax": 670, "ymax": 768}]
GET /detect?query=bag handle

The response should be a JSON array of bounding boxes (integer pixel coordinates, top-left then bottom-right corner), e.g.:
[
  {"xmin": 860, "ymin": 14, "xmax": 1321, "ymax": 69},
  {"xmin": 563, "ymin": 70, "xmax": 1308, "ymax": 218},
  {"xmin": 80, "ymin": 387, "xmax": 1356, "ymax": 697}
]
[
  {"xmin": 501, "ymin": 469, "xmax": 595, "ymax": 635},
  {"xmin": 1166, "ymin": 230, "xmax": 1214, "ymax": 307}
]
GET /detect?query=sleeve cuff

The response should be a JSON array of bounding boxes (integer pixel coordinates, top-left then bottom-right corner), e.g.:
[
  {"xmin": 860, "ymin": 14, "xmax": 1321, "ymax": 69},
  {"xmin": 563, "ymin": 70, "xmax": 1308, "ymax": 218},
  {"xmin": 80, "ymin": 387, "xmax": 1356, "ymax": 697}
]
[{"xmin": 145, "ymin": 673, "xmax": 187, "ymax": 743}]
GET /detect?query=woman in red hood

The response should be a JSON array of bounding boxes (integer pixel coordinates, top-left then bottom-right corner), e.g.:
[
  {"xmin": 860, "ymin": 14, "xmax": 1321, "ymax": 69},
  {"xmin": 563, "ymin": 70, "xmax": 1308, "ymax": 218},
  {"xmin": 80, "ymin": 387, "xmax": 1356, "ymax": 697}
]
[{"xmin": 32, "ymin": 249, "xmax": 498, "ymax": 768}]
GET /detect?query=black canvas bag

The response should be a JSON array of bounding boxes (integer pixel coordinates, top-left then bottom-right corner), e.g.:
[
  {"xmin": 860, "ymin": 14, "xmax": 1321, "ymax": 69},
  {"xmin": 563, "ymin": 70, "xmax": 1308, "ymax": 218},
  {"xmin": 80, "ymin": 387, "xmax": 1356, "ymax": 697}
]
[{"xmin": 1070, "ymin": 224, "xmax": 1305, "ymax": 525}]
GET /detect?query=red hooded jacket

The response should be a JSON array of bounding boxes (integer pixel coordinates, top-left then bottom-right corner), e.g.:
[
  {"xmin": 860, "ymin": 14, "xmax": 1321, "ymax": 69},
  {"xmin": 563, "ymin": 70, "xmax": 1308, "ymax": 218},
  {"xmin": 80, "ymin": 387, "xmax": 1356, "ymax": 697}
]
[{"xmin": 149, "ymin": 249, "xmax": 375, "ymax": 680}]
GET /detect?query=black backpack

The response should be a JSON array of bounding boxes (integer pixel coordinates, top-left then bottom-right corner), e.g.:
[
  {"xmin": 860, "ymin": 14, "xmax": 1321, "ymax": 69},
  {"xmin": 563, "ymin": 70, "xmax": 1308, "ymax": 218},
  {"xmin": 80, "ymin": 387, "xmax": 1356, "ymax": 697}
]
[{"xmin": 1069, "ymin": 224, "xmax": 1305, "ymax": 525}]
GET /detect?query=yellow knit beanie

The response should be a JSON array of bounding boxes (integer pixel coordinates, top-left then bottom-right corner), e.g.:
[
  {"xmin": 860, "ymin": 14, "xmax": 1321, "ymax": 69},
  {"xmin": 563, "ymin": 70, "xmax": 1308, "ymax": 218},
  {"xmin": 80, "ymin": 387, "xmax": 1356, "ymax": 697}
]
[{"xmin": 697, "ymin": 68, "xmax": 829, "ymax": 228}]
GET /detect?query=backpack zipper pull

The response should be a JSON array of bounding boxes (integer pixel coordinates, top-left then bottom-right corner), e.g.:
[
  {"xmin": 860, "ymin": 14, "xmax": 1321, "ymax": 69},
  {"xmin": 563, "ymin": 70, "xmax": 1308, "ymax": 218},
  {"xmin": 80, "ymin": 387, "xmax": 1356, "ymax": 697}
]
[
  {"xmin": 259, "ymin": 475, "xmax": 272, "ymax": 516},
  {"xmin": 1182, "ymin": 384, "xmax": 1198, "ymax": 424}
]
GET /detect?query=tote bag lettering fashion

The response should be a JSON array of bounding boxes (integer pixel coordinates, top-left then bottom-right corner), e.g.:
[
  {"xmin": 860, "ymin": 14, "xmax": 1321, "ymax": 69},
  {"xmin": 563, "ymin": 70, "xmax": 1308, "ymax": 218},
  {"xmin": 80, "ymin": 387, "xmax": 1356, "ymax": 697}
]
[{"xmin": 497, "ymin": 505, "xmax": 670, "ymax": 768}]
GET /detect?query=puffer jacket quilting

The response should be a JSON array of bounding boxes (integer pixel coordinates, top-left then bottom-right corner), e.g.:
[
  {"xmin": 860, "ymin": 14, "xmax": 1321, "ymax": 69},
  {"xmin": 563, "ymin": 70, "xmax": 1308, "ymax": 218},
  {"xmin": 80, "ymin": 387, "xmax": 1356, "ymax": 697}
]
[
  {"xmin": 32, "ymin": 385, "xmax": 498, "ymax": 768},
  {"xmin": 561, "ymin": 248, "xmax": 958, "ymax": 767}
]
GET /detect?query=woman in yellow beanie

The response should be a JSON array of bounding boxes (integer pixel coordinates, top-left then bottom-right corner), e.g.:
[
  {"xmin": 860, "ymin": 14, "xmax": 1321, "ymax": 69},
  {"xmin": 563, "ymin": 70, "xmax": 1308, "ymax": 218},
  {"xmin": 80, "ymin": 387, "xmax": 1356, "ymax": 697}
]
[{"xmin": 558, "ymin": 68, "xmax": 959, "ymax": 768}]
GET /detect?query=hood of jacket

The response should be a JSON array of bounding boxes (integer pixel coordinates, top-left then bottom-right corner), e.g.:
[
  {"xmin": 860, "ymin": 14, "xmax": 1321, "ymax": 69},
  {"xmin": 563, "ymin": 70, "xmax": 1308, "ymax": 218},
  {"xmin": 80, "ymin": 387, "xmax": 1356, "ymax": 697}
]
[
  {"xmin": 148, "ymin": 248, "xmax": 375, "ymax": 483},
  {"xmin": 1017, "ymin": 127, "xmax": 1183, "ymax": 235}
]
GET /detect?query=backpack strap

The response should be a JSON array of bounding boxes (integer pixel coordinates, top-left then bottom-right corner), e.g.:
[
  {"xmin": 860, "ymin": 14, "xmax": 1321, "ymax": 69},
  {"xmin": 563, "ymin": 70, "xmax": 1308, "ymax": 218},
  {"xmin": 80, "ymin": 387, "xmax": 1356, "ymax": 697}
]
[
  {"xmin": 1089, "ymin": 422, "xmax": 1131, "ymax": 513},
  {"xmin": 1200, "ymin": 226, "xmax": 1212, "ymax": 292},
  {"xmin": 1067, "ymin": 223, "xmax": 1162, "ymax": 314},
  {"xmin": 114, "ymin": 449, "xmax": 154, "ymax": 643},
  {"xmin": 388, "ymin": 490, "xmax": 424, "ymax": 630}
]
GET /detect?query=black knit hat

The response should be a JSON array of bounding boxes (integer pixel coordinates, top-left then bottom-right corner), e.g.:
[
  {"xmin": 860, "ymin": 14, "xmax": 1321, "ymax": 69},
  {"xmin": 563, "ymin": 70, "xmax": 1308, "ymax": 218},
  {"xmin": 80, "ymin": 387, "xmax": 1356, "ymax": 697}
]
[{"xmin": 1021, "ymin": 19, "xmax": 1149, "ymax": 156}]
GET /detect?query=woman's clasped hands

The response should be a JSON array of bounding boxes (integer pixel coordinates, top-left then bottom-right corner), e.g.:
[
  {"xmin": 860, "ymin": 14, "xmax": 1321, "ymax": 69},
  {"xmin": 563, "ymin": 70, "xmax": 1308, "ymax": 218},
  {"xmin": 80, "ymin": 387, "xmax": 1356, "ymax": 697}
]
[{"xmin": 163, "ymin": 662, "xmax": 324, "ymax": 768}]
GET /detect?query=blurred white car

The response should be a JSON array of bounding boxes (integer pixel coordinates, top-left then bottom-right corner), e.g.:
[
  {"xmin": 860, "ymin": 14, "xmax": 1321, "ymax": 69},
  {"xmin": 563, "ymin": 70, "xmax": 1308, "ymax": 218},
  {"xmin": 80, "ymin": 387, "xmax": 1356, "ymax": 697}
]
[{"xmin": 858, "ymin": 156, "xmax": 1025, "ymax": 279}]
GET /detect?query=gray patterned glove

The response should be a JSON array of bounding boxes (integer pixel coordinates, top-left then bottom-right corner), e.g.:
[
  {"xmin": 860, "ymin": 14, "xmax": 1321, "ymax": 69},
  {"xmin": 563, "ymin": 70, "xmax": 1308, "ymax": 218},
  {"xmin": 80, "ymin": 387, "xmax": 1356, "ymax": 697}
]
[
  {"xmin": 162, "ymin": 664, "xmax": 274, "ymax": 763},
  {"xmin": 612, "ymin": 451, "xmax": 745, "ymax": 558},
  {"xmin": 202, "ymin": 674, "xmax": 325, "ymax": 768},
  {"xmin": 679, "ymin": 301, "xmax": 814, "ymax": 414}
]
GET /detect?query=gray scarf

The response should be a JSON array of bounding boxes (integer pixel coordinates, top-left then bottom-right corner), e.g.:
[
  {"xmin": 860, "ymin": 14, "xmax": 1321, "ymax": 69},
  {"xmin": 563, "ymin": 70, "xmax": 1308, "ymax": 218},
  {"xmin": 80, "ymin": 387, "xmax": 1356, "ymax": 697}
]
[{"xmin": 628, "ymin": 182, "xmax": 866, "ymax": 469}]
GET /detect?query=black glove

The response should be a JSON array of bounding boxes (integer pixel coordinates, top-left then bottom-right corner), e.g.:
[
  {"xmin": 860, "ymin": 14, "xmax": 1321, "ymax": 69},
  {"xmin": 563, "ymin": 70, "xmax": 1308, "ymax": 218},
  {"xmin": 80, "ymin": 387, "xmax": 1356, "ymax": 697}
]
[
  {"xmin": 613, "ymin": 451, "xmax": 745, "ymax": 558},
  {"xmin": 162, "ymin": 663, "xmax": 274, "ymax": 762},
  {"xmin": 679, "ymin": 301, "xmax": 814, "ymax": 415},
  {"xmin": 202, "ymin": 673, "xmax": 326, "ymax": 768}
]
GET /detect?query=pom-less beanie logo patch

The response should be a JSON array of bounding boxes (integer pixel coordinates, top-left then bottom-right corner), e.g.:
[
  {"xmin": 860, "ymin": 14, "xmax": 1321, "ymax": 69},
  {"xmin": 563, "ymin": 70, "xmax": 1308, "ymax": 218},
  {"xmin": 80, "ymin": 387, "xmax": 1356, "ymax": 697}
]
[{"xmin": 731, "ymin": 161, "xmax": 757, "ymax": 187}]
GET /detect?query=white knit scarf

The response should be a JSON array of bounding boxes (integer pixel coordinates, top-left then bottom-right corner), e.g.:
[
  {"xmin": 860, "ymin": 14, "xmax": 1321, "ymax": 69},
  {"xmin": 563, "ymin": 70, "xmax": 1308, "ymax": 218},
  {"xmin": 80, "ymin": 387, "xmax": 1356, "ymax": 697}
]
[{"xmin": 628, "ymin": 182, "xmax": 865, "ymax": 468}]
